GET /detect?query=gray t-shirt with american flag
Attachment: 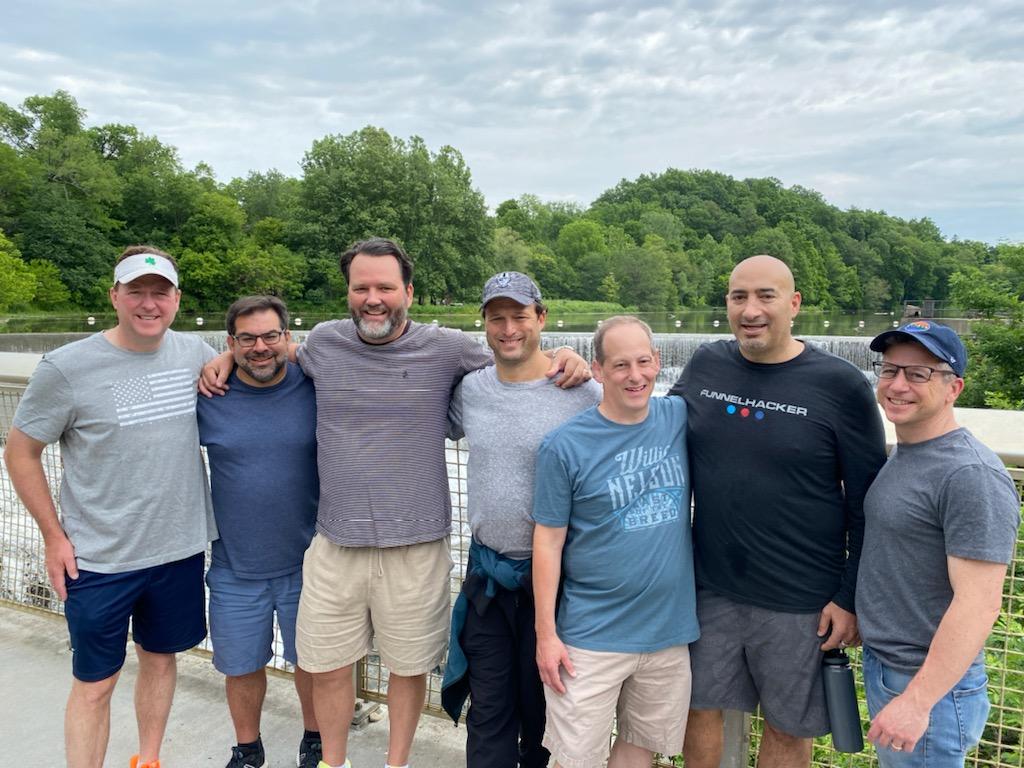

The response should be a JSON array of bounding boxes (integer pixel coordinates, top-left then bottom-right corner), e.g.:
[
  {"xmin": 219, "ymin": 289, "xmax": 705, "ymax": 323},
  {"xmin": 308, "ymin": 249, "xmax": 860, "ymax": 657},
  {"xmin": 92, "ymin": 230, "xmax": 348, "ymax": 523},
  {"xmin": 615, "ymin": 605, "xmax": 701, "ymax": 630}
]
[
  {"xmin": 297, "ymin": 319, "xmax": 492, "ymax": 548},
  {"xmin": 14, "ymin": 331, "xmax": 217, "ymax": 573}
]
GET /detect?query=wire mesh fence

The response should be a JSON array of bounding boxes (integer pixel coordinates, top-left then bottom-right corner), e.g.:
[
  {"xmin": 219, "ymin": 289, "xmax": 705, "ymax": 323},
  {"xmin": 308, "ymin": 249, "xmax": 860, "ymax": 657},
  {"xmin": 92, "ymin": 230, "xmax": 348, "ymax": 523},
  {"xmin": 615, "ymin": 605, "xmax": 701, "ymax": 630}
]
[{"xmin": 2, "ymin": 379, "xmax": 1022, "ymax": 767}]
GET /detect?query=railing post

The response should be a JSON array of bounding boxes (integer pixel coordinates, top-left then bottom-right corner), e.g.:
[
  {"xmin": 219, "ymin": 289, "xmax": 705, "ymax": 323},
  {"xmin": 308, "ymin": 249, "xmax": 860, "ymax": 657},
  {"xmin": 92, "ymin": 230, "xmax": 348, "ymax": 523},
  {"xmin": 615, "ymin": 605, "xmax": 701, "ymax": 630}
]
[{"xmin": 720, "ymin": 710, "xmax": 751, "ymax": 768}]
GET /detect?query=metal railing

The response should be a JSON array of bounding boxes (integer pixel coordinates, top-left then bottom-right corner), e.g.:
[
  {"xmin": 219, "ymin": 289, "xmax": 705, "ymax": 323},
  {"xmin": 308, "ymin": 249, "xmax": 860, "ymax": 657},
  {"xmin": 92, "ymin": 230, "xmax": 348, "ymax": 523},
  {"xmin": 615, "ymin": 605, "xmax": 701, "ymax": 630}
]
[{"xmin": 2, "ymin": 376, "xmax": 1023, "ymax": 768}]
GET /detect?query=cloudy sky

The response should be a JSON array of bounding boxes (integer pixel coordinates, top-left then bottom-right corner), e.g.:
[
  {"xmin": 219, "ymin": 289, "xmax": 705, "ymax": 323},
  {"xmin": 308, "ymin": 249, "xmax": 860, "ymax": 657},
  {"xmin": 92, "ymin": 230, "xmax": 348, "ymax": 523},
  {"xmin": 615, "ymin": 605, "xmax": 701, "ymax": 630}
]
[{"xmin": 2, "ymin": 0, "xmax": 1022, "ymax": 243}]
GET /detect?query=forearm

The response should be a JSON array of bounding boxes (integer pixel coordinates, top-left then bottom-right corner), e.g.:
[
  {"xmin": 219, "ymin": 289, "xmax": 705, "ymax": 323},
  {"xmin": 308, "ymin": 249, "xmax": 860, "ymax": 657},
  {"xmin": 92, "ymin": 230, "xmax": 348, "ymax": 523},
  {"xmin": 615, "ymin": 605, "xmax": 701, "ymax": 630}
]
[
  {"xmin": 901, "ymin": 591, "xmax": 1001, "ymax": 710},
  {"xmin": 532, "ymin": 526, "xmax": 565, "ymax": 639},
  {"xmin": 4, "ymin": 434, "xmax": 63, "ymax": 542}
]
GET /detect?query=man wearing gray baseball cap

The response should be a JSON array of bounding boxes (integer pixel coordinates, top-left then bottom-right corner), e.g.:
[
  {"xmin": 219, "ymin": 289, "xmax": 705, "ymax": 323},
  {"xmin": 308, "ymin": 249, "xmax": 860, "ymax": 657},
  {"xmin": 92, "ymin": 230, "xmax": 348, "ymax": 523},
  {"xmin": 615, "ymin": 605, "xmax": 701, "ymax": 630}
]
[
  {"xmin": 441, "ymin": 271, "xmax": 601, "ymax": 768},
  {"xmin": 858, "ymin": 320, "xmax": 1020, "ymax": 764}
]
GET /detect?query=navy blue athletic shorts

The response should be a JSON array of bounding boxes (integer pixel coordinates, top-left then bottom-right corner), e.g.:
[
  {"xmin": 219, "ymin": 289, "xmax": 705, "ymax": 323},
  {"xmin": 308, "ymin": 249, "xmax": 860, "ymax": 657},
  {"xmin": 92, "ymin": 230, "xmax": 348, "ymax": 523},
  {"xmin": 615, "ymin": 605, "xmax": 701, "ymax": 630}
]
[{"xmin": 64, "ymin": 552, "xmax": 206, "ymax": 682}]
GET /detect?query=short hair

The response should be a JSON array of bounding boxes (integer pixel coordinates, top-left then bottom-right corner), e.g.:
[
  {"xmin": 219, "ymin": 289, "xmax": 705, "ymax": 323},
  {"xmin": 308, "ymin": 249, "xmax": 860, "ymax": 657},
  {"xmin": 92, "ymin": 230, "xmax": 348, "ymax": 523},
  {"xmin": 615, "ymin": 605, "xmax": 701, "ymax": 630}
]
[
  {"xmin": 593, "ymin": 315, "xmax": 655, "ymax": 363},
  {"xmin": 339, "ymin": 238, "xmax": 414, "ymax": 287},
  {"xmin": 225, "ymin": 295, "xmax": 290, "ymax": 336},
  {"xmin": 115, "ymin": 244, "xmax": 178, "ymax": 271}
]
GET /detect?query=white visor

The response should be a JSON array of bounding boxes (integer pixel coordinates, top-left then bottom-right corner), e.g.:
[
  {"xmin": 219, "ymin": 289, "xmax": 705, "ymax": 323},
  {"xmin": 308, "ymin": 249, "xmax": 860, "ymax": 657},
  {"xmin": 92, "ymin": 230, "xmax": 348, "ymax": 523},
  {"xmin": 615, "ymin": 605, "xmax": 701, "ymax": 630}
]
[{"xmin": 114, "ymin": 253, "xmax": 179, "ymax": 288}]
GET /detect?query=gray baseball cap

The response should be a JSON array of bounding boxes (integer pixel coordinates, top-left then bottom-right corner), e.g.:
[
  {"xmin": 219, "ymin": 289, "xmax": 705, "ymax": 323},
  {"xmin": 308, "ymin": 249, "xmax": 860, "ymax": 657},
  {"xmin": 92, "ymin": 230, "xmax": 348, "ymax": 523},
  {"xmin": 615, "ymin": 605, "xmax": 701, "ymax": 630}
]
[{"xmin": 481, "ymin": 271, "xmax": 542, "ymax": 309}]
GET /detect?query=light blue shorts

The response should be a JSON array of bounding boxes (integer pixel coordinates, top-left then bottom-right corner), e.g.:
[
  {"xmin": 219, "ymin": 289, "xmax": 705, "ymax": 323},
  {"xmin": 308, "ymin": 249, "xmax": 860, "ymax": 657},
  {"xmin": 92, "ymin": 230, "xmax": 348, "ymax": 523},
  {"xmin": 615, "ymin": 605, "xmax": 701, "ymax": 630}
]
[
  {"xmin": 863, "ymin": 646, "xmax": 990, "ymax": 767},
  {"xmin": 206, "ymin": 563, "xmax": 302, "ymax": 676}
]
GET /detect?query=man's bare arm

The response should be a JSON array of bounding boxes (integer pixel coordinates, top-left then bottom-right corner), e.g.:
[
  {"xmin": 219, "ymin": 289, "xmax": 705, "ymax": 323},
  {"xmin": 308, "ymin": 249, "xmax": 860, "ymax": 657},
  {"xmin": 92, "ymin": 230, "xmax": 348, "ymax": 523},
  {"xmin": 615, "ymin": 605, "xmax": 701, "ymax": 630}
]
[
  {"xmin": 544, "ymin": 347, "xmax": 591, "ymax": 389},
  {"xmin": 533, "ymin": 523, "xmax": 573, "ymax": 693},
  {"xmin": 867, "ymin": 556, "xmax": 1007, "ymax": 752},
  {"xmin": 3, "ymin": 427, "xmax": 77, "ymax": 600}
]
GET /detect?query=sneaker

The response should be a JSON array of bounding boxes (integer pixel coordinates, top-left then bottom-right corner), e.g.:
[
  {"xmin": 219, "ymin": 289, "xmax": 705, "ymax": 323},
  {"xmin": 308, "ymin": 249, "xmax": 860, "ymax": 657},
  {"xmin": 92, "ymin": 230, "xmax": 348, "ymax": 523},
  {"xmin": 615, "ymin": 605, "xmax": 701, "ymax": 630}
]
[
  {"xmin": 225, "ymin": 741, "xmax": 267, "ymax": 768},
  {"xmin": 297, "ymin": 735, "xmax": 323, "ymax": 768}
]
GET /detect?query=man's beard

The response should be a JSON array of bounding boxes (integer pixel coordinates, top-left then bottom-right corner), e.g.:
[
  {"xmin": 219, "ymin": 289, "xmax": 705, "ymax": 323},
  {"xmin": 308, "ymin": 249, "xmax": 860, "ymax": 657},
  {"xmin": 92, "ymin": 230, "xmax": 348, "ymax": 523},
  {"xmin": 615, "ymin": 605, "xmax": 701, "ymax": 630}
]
[
  {"xmin": 353, "ymin": 304, "xmax": 407, "ymax": 341},
  {"xmin": 239, "ymin": 352, "xmax": 286, "ymax": 383}
]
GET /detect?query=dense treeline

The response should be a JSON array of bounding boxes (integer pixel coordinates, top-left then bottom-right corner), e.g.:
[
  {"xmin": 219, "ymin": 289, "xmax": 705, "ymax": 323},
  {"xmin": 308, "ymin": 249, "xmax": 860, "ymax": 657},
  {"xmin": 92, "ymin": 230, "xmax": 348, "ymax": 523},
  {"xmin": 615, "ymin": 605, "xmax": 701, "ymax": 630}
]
[{"xmin": 1, "ymin": 90, "xmax": 1021, "ymax": 407}]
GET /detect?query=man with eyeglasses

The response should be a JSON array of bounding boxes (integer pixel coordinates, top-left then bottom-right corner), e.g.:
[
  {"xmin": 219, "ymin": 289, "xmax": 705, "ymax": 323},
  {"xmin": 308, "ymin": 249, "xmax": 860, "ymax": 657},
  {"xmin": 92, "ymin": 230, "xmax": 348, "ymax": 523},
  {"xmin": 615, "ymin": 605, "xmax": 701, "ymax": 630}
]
[
  {"xmin": 668, "ymin": 254, "xmax": 887, "ymax": 768},
  {"xmin": 197, "ymin": 295, "xmax": 322, "ymax": 768},
  {"xmin": 857, "ymin": 321, "xmax": 1019, "ymax": 765},
  {"xmin": 200, "ymin": 238, "xmax": 589, "ymax": 768}
]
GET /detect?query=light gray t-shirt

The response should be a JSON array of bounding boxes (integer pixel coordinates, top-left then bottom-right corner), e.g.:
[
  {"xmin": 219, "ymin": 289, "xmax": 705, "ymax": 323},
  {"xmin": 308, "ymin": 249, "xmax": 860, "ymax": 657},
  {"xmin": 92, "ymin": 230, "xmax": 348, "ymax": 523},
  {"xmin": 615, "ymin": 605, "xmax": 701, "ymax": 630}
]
[
  {"xmin": 13, "ymin": 331, "xmax": 218, "ymax": 573},
  {"xmin": 449, "ymin": 368, "xmax": 602, "ymax": 558},
  {"xmin": 857, "ymin": 428, "xmax": 1020, "ymax": 673}
]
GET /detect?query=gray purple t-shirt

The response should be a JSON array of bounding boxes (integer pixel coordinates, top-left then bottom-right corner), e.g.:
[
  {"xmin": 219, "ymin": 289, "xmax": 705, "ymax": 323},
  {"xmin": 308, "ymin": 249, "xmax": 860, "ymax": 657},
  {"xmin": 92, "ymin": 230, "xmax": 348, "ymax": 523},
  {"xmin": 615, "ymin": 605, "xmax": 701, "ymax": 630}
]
[
  {"xmin": 533, "ymin": 396, "xmax": 699, "ymax": 653},
  {"xmin": 857, "ymin": 428, "xmax": 1020, "ymax": 673},
  {"xmin": 13, "ymin": 331, "xmax": 217, "ymax": 573},
  {"xmin": 448, "ymin": 367, "xmax": 601, "ymax": 558},
  {"xmin": 296, "ymin": 319, "xmax": 492, "ymax": 548}
]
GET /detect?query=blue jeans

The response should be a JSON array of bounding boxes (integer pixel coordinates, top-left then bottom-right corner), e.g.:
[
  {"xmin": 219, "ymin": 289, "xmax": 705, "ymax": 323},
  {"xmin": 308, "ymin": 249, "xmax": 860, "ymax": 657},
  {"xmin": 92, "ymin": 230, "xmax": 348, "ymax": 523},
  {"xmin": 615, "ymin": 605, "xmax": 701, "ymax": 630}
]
[{"xmin": 863, "ymin": 646, "xmax": 990, "ymax": 767}]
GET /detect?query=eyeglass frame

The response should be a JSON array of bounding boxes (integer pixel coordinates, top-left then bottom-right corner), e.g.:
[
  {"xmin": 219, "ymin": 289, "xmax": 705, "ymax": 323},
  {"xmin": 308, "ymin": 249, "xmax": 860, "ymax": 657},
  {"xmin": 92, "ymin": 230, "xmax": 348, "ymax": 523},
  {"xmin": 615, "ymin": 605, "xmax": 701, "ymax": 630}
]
[
  {"xmin": 230, "ymin": 329, "xmax": 287, "ymax": 348},
  {"xmin": 871, "ymin": 360, "xmax": 958, "ymax": 383}
]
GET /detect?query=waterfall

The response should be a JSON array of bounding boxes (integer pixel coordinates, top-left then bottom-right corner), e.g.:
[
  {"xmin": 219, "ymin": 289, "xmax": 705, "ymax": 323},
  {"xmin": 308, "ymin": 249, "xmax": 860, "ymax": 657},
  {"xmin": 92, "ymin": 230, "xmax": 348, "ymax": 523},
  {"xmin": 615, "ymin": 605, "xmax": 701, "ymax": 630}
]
[{"xmin": 0, "ymin": 330, "xmax": 878, "ymax": 383}]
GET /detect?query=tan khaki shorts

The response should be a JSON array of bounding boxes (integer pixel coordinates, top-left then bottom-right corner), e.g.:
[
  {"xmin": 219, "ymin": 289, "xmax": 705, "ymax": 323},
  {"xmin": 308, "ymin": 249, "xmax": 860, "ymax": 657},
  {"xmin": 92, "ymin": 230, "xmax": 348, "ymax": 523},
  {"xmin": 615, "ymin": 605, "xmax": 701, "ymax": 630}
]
[
  {"xmin": 543, "ymin": 643, "xmax": 691, "ymax": 768},
  {"xmin": 295, "ymin": 534, "xmax": 453, "ymax": 676}
]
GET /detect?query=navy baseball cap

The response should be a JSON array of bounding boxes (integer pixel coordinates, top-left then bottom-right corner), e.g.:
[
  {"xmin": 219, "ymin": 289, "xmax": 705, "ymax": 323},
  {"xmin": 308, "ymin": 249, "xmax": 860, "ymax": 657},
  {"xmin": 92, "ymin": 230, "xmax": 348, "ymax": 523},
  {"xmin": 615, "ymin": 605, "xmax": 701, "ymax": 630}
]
[
  {"xmin": 481, "ymin": 271, "xmax": 542, "ymax": 309},
  {"xmin": 870, "ymin": 320, "xmax": 967, "ymax": 377}
]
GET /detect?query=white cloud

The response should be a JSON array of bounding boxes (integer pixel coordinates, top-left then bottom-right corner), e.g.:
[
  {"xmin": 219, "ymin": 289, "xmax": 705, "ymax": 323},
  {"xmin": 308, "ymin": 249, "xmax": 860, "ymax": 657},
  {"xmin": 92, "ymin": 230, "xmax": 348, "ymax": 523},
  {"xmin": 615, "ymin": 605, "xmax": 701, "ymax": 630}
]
[{"xmin": 0, "ymin": 0, "xmax": 1021, "ymax": 241}]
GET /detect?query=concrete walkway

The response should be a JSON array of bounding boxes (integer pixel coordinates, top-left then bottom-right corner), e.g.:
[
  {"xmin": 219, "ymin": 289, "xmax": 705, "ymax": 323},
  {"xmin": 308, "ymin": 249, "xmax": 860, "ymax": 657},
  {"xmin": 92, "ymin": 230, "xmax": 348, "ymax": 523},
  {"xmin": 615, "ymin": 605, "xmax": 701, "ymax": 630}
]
[{"xmin": 0, "ymin": 605, "xmax": 467, "ymax": 767}]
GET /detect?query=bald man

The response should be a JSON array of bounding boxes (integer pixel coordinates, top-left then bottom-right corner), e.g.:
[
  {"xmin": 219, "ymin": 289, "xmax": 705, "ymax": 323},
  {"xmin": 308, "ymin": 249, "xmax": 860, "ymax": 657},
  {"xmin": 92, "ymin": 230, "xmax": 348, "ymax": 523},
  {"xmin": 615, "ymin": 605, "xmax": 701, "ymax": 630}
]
[{"xmin": 668, "ymin": 255, "xmax": 887, "ymax": 767}]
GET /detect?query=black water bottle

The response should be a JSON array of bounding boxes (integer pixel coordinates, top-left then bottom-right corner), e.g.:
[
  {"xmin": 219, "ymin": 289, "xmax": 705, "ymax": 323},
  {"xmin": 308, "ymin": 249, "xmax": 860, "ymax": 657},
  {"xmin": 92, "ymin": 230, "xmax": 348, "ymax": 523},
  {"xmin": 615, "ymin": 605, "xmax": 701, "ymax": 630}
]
[{"xmin": 822, "ymin": 649, "xmax": 864, "ymax": 752}]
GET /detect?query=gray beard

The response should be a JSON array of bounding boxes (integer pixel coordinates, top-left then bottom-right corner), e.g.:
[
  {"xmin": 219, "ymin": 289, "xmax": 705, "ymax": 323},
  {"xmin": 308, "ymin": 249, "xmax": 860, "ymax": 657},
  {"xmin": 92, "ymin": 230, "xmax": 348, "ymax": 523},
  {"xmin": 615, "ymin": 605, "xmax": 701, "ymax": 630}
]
[{"xmin": 353, "ymin": 306, "xmax": 407, "ymax": 340}]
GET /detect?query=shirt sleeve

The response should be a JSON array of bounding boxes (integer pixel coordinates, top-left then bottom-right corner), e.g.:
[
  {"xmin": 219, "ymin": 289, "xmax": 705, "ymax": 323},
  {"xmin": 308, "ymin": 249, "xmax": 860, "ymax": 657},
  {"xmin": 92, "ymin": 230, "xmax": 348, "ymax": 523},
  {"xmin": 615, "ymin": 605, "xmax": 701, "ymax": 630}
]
[
  {"xmin": 447, "ymin": 380, "xmax": 465, "ymax": 441},
  {"xmin": 12, "ymin": 358, "xmax": 75, "ymax": 444},
  {"xmin": 532, "ymin": 436, "xmax": 573, "ymax": 528},
  {"xmin": 832, "ymin": 371, "xmax": 887, "ymax": 612},
  {"xmin": 455, "ymin": 332, "xmax": 494, "ymax": 377},
  {"xmin": 941, "ymin": 463, "xmax": 1021, "ymax": 565},
  {"xmin": 667, "ymin": 351, "xmax": 697, "ymax": 398},
  {"xmin": 201, "ymin": 340, "xmax": 218, "ymax": 363},
  {"xmin": 295, "ymin": 325, "xmax": 321, "ymax": 378}
]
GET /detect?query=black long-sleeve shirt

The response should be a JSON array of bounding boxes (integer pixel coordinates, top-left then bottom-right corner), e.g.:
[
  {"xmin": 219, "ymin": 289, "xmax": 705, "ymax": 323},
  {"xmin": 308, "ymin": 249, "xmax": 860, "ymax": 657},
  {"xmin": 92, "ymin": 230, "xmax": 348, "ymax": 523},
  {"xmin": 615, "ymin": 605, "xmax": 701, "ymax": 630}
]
[{"xmin": 668, "ymin": 339, "xmax": 886, "ymax": 613}]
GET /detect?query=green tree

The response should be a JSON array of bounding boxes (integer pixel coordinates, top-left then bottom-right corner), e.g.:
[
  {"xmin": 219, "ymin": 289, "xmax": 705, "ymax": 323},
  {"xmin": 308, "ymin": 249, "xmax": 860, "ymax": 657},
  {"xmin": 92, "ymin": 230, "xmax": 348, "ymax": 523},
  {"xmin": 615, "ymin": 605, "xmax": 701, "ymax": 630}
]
[
  {"xmin": 27, "ymin": 259, "xmax": 70, "ymax": 308},
  {"xmin": 613, "ymin": 236, "xmax": 673, "ymax": 311},
  {"xmin": 493, "ymin": 227, "xmax": 533, "ymax": 273},
  {"xmin": 0, "ymin": 231, "xmax": 37, "ymax": 311}
]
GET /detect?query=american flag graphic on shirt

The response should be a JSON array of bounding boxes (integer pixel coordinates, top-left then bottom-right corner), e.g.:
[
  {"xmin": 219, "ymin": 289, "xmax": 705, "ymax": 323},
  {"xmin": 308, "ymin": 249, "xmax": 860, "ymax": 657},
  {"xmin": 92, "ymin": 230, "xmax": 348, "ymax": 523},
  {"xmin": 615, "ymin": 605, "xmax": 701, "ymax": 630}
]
[{"xmin": 112, "ymin": 367, "xmax": 197, "ymax": 427}]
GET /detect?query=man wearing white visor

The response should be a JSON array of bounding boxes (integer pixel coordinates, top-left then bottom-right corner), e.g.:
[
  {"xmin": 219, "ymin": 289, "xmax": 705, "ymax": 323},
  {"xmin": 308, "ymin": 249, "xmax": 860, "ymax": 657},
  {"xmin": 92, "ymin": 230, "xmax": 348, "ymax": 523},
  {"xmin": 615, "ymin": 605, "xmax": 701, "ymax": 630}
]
[{"xmin": 5, "ymin": 245, "xmax": 218, "ymax": 768}]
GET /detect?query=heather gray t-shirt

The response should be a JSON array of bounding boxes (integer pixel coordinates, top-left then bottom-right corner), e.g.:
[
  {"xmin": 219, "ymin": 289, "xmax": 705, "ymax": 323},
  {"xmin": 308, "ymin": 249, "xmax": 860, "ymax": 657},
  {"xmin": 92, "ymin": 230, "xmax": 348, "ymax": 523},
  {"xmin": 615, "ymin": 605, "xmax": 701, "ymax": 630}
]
[
  {"xmin": 449, "ymin": 368, "xmax": 602, "ymax": 558},
  {"xmin": 297, "ymin": 319, "xmax": 492, "ymax": 548},
  {"xmin": 13, "ymin": 331, "xmax": 218, "ymax": 573},
  {"xmin": 857, "ymin": 428, "xmax": 1020, "ymax": 673}
]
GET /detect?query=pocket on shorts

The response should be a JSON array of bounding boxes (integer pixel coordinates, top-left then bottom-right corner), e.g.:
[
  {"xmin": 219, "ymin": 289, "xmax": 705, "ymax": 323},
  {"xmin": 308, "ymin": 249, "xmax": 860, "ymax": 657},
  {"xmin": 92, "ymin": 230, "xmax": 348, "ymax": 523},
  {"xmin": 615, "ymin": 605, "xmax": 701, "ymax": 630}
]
[{"xmin": 952, "ymin": 679, "xmax": 990, "ymax": 752}]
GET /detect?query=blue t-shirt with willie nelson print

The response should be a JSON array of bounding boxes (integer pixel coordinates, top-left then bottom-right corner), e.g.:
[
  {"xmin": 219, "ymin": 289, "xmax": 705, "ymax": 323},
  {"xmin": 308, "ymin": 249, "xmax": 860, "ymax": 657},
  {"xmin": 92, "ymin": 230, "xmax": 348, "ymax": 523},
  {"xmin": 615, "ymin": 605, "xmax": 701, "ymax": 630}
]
[{"xmin": 532, "ymin": 395, "xmax": 698, "ymax": 653}]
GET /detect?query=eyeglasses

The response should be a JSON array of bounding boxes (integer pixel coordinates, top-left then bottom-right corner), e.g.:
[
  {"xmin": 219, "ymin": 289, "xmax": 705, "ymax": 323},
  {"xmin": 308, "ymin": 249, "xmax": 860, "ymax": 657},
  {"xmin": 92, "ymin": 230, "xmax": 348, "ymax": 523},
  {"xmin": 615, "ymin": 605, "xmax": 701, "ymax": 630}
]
[
  {"xmin": 871, "ymin": 361, "xmax": 957, "ymax": 383},
  {"xmin": 231, "ymin": 330, "xmax": 285, "ymax": 348}
]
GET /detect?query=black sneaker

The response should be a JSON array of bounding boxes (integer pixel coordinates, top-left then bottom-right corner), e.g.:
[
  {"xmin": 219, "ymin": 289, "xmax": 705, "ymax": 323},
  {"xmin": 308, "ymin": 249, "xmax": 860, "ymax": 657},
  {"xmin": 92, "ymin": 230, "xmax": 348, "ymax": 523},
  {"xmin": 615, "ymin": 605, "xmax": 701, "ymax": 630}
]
[
  {"xmin": 296, "ymin": 734, "xmax": 322, "ymax": 768},
  {"xmin": 225, "ymin": 740, "xmax": 266, "ymax": 768}
]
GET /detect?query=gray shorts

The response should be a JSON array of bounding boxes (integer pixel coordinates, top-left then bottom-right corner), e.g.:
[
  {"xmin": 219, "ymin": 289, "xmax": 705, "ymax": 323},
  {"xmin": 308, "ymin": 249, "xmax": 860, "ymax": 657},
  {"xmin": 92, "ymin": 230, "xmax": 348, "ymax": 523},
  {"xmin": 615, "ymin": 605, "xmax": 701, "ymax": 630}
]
[{"xmin": 689, "ymin": 589, "xmax": 829, "ymax": 738}]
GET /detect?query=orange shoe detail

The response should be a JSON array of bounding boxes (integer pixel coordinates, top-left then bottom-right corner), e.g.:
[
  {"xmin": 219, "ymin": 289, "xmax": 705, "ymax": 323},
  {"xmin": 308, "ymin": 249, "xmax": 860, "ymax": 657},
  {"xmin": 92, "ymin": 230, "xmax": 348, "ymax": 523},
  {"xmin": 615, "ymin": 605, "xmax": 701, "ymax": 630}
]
[{"xmin": 129, "ymin": 757, "xmax": 160, "ymax": 768}]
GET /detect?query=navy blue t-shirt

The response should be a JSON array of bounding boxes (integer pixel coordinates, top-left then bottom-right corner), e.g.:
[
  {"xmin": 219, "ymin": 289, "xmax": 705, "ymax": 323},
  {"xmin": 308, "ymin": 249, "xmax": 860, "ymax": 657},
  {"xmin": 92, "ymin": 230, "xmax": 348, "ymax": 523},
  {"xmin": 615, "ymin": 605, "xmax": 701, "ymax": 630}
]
[{"xmin": 197, "ymin": 362, "xmax": 318, "ymax": 579}]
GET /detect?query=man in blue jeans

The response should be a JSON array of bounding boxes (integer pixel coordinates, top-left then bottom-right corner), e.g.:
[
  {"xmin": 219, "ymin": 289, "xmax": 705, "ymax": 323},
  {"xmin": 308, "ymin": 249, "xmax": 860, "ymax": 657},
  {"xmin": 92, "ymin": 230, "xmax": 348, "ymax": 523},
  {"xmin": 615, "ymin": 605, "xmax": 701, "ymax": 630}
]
[{"xmin": 858, "ymin": 320, "xmax": 1020, "ymax": 765}]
